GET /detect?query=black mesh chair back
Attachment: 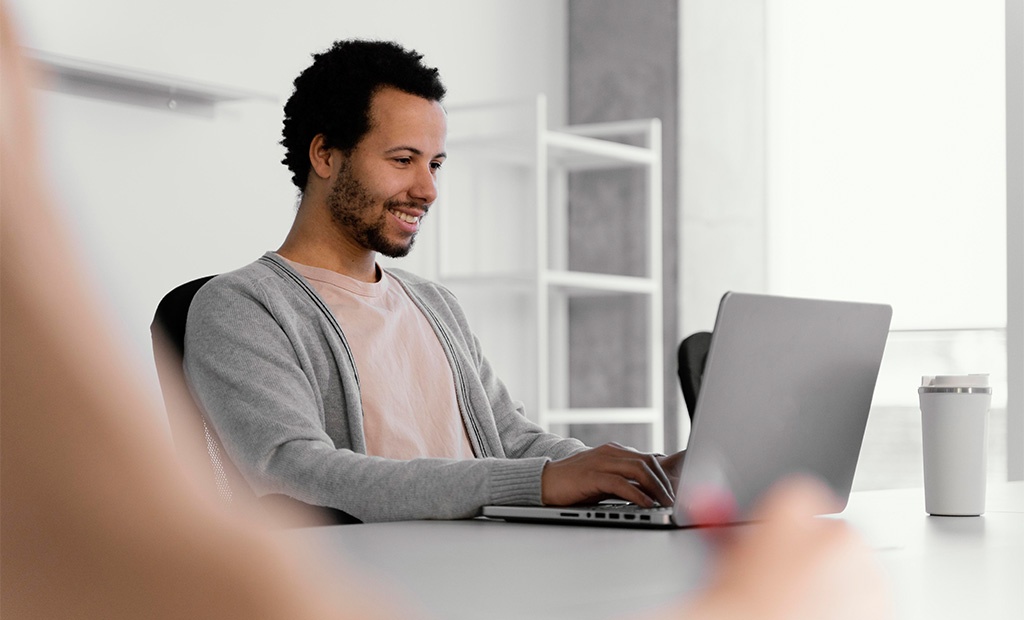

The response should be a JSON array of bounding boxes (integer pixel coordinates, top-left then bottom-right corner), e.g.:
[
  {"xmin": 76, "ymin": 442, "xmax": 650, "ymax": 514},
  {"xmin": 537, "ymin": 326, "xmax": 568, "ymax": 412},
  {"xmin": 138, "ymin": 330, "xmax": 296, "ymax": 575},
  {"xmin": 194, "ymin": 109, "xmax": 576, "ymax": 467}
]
[
  {"xmin": 151, "ymin": 275, "xmax": 245, "ymax": 503},
  {"xmin": 677, "ymin": 331, "xmax": 713, "ymax": 421}
]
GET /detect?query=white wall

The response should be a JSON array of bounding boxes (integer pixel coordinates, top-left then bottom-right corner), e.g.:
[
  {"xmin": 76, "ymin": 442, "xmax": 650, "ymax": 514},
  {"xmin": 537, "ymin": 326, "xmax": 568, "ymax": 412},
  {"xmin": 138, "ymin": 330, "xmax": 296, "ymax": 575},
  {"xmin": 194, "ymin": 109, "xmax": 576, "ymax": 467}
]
[
  {"xmin": 14, "ymin": 0, "xmax": 566, "ymax": 107},
  {"xmin": 11, "ymin": 0, "xmax": 567, "ymax": 409},
  {"xmin": 679, "ymin": 0, "xmax": 768, "ymax": 341}
]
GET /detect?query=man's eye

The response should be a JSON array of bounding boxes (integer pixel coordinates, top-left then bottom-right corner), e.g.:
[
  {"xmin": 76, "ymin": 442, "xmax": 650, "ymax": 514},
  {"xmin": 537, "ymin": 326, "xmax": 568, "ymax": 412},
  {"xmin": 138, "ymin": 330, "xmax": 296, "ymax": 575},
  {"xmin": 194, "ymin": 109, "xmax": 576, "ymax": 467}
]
[
  {"xmin": 431, "ymin": 161, "xmax": 444, "ymax": 171},
  {"xmin": 394, "ymin": 157, "xmax": 412, "ymax": 165}
]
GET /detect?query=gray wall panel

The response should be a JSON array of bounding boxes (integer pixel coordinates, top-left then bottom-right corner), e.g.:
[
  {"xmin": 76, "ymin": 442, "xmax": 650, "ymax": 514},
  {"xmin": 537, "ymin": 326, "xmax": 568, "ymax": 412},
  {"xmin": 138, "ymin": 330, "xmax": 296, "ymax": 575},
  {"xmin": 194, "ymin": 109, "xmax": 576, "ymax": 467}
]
[{"xmin": 567, "ymin": 0, "xmax": 680, "ymax": 450}]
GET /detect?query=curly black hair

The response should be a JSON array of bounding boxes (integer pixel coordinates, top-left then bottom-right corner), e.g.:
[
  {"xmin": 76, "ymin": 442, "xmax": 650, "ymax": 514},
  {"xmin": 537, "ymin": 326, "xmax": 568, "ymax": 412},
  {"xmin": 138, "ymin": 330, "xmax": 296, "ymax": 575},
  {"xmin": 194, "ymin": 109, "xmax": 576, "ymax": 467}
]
[{"xmin": 280, "ymin": 39, "xmax": 447, "ymax": 190}]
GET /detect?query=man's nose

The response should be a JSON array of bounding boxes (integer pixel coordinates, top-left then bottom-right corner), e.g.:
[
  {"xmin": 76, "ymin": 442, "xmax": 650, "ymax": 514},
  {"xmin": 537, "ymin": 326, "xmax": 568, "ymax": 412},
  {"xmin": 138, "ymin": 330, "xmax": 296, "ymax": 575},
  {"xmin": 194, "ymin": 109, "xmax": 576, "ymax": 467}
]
[{"xmin": 409, "ymin": 164, "xmax": 438, "ymax": 205}]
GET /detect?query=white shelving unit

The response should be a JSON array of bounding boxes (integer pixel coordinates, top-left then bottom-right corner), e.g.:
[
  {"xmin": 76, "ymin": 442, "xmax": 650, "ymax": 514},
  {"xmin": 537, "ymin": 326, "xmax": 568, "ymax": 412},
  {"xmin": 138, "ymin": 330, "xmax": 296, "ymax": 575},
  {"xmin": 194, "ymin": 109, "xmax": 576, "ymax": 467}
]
[{"xmin": 437, "ymin": 95, "xmax": 664, "ymax": 452}]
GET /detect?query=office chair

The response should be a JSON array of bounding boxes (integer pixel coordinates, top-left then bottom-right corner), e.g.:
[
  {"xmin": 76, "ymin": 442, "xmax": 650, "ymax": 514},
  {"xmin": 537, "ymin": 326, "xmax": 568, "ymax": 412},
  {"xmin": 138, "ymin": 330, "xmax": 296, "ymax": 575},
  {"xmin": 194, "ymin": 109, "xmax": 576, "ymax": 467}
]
[
  {"xmin": 677, "ymin": 331, "xmax": 712, "ymax": 421},
  {"xmin": 152, "ymin": 276, "xmax": 357, "ymax": 525},
  {"xmin": 151, "ymin": 275, "xmax": 242, "ymax": 502}
]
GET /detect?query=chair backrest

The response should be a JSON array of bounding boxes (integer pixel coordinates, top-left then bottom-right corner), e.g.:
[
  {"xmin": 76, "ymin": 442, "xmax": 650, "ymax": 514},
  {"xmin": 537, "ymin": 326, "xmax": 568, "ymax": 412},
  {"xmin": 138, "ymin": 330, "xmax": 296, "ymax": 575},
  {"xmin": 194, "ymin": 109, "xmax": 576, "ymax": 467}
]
[
  {"xmin": 152, "ymin": 276, "xmax": 217, "ymax": 358},
  {"xmin": 151, "ymin": 276, "xmax": 359, "ymax": 525},
  {"xmin": 677, "ymin": 331, "xmax": 712, "ymax": 420},
  {"xmin": 151, "ymin": 275, "xmax": 247, "ymax": 503}
]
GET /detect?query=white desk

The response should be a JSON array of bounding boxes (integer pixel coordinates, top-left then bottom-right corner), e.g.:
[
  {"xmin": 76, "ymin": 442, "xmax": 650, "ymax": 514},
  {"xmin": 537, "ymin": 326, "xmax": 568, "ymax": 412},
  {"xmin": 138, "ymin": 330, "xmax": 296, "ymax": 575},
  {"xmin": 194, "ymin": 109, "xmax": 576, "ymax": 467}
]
[
  {"xmin": 839, "ymin": 482, "xmax": 1023, "ymax": 620},
  {"xmin": 289, "ymin": 482, "xmax": 1023, "ymax": 620}
]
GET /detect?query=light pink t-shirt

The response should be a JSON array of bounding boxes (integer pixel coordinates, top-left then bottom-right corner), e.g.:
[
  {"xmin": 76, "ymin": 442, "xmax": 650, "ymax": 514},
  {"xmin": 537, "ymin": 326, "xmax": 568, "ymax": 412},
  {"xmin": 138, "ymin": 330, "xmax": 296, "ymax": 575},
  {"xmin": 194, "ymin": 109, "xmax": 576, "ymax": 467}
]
[{"xmin": 288, "ymin": 260, "xmax": 474, "ymax": 461}]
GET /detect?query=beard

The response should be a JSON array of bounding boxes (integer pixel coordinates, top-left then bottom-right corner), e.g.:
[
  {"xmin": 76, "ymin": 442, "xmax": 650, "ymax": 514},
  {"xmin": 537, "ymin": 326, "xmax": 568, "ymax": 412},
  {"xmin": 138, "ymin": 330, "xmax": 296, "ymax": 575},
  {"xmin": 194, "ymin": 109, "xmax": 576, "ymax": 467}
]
[{"xmin": 326, "ymin": 161, "xmax": 419, "ymax": 259}]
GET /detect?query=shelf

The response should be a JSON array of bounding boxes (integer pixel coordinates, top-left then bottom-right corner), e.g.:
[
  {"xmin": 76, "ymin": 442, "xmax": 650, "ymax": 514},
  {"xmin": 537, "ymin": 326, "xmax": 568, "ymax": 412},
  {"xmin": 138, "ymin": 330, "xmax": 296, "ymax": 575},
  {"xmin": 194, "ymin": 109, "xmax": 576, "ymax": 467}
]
[
  {"xmin": 26, "ymin": 48, "xmax": 275, "ymax": 112},
  {"xmin": 445, "ymin": 128, "xmax": 657, "ymax": 171},
  {"xmin": 440, "ymin": 270, "xmax": 657, "ymax": 296},
  {"xmin": 559, "ymin": 118, "xmax": 662, "ymax": 138},
  {"xmin": 545, "ymin": 131, "xmax": 657, "ymax": 170},
  {"xmin": 544, "ymin": 270, "xmax": 657, "ymax": 295},
  {"xmin": 546, "ymin": 408, "xmax": 662, "ymax": 426}
]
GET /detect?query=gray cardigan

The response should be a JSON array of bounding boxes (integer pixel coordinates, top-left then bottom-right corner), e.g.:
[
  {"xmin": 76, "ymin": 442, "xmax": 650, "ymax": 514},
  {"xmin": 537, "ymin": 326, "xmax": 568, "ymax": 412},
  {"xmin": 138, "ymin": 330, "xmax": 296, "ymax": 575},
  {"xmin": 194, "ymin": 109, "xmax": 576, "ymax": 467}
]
[{"xmin": 184, "ymin": 252, "xmax": 586, "ymax": 522}]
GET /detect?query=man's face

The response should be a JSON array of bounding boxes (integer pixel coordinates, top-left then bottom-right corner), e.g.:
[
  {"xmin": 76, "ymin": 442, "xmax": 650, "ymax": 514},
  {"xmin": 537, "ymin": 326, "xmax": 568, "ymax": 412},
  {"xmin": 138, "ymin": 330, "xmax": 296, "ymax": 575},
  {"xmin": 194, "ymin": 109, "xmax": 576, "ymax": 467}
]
[{"xmin": 326, "ymin": 87, "xmax": 447, "ymax": 258}]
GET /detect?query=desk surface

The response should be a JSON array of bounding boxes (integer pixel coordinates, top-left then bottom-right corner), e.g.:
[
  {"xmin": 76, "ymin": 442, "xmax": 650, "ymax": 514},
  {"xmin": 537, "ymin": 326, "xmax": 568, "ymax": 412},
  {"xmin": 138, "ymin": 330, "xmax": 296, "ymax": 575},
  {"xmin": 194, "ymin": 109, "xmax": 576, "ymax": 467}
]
[{"xmin": 289, "ymin": 482, "xmax": 1023, "ymax": 620}]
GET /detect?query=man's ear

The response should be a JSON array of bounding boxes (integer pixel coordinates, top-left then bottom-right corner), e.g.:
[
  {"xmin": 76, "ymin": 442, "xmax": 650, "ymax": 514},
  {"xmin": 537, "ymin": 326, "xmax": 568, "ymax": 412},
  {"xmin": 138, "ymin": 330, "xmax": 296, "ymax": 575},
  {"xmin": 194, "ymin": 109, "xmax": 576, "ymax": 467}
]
[{"xmin": 308, "ymin": 134, "xmax": 338, "ymax": 180}]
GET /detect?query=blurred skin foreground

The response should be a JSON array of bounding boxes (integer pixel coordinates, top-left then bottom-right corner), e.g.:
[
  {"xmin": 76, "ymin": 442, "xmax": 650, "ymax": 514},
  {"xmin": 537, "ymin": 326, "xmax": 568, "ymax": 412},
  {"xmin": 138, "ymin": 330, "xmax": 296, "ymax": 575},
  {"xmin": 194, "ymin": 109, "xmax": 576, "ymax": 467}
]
[{"xmin": 0, "ymin": 7, "xmax": 889, "ymax": 619}]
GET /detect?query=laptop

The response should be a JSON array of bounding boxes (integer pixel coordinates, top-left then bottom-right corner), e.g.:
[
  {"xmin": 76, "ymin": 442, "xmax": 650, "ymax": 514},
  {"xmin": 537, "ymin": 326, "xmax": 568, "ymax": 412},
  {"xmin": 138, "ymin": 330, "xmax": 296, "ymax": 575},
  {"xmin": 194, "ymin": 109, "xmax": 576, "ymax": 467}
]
[{"xmin": 482, "ymin": 291, "xmax": 893, "ymax": 528}]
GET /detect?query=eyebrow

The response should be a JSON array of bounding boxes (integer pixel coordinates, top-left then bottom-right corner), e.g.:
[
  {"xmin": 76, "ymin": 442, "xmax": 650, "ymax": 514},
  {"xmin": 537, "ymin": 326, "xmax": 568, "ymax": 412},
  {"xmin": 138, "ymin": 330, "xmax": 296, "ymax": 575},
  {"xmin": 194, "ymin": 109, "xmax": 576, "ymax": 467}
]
[{"xmin": 385, "ymin": 146, "xmax": 447, "ymax": 159}]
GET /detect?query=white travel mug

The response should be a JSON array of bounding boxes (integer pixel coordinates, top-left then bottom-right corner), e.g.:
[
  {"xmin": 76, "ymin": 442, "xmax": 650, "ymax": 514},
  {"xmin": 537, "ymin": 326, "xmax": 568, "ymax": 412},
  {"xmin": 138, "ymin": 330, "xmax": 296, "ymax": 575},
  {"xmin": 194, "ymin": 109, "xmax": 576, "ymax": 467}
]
[{"xmin": 919, "ymin": 375, "xmax": 992, "ymax": 516}]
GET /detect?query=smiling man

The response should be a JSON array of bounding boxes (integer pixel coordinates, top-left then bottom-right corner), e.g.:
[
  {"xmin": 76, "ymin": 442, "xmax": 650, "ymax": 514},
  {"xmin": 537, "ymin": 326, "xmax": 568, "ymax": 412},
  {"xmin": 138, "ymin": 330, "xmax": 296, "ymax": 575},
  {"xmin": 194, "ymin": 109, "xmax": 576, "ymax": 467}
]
[
  {"xmin": 184, "ymin": 40, "xmax": 683, "ymax": 524},
  {"xmin": 278, "ymin": 85, "xmax": 446, "ymax": 278}
]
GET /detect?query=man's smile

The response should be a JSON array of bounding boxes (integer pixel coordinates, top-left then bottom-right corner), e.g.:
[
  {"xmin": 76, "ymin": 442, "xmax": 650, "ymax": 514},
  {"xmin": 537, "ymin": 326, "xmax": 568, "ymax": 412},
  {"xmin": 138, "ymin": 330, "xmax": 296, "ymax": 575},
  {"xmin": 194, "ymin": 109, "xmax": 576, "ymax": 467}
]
[{"xmin": 386, "ymin": 204, "xmax": 427, "ymax": 234}]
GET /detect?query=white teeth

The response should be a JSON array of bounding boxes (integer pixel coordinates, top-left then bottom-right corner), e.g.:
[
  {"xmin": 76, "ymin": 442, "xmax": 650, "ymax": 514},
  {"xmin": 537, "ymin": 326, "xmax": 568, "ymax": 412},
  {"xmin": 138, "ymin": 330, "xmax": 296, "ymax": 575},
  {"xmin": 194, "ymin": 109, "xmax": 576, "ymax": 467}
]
[{"xmin": 390, "ymin": 209, "xmax": 419, "ymax": 224}]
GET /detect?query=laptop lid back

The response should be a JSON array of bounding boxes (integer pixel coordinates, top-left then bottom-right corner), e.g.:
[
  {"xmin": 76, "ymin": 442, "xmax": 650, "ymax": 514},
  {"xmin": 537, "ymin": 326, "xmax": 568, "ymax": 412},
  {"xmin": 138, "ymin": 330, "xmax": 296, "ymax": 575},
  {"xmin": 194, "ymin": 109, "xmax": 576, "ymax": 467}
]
[{"xmin": 674, "ymin": 292, "xmax": 892, "ymax": 526}]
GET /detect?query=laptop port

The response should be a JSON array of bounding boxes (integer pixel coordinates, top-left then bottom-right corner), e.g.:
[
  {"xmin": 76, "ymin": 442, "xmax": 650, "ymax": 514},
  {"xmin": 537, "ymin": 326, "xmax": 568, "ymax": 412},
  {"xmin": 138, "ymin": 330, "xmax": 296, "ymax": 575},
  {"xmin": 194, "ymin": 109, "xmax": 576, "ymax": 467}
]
[
  {"xmin": 609, "ymin": 513, "xmax": 620, "ymax": 520},
  {"xmin": 640, "ymin": 515, "xmax": 651, "ymax": 521},
  {"xmin": 624, "ymin": 514, "xmax": 636, "ymax": 520},
  {"xmin": 559, "ymin": 512, "xmax": 579, "ymax": 518},
  {"xmin": 595, "ymin": 513, "xmax": 606, "ymax": 519}
]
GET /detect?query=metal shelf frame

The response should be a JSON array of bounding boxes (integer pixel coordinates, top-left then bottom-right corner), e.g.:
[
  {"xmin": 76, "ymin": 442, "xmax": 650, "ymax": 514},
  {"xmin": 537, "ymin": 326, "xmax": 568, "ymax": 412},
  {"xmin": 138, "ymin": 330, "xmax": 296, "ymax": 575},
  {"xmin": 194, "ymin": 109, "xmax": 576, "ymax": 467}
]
[{"xmin": 438, "ymin": 95, "xmax": 664, "ymax": 452}]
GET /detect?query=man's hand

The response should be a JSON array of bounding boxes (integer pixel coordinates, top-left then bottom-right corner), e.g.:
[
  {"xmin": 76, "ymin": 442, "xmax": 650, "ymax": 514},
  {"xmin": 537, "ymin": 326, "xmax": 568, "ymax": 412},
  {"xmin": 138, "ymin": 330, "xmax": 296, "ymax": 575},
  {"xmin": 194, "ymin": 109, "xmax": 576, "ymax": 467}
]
[
  {"xmin": 657, "ymin": 449, "xmax": 686, "ymax": 491},
  {"xmin": 541, "ymin": 443, "xmax": 675, "ymax": 508}
]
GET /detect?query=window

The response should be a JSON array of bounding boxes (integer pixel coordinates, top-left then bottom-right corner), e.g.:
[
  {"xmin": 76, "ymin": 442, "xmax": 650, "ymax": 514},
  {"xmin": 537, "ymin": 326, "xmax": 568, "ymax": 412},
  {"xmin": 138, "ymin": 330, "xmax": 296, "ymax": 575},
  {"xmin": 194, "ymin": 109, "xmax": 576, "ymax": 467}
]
[{"xmin": 764, "ymin": 1, "xmax": 1008, "ymax": 489}]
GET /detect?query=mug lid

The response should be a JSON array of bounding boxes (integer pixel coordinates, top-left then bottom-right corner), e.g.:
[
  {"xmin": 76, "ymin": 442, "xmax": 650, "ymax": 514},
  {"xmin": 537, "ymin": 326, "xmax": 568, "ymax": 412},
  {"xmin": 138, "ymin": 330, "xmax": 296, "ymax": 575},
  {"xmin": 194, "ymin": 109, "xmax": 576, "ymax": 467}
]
[{"xmin": 921, "ymin": 374, "xmax": 989, "ymax": 388}]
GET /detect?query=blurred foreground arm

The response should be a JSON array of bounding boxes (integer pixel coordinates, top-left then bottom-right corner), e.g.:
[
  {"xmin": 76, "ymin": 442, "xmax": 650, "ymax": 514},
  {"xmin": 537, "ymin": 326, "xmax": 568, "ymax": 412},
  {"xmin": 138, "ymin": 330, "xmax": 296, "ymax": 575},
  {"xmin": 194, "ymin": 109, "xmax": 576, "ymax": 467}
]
[
  {"xmin": 665, "ymin": 477, "xmax": 892, "ymax": 620},
  {"xmin": 0, "ymin": 9, "xmax": 387, "ymax": 618}
]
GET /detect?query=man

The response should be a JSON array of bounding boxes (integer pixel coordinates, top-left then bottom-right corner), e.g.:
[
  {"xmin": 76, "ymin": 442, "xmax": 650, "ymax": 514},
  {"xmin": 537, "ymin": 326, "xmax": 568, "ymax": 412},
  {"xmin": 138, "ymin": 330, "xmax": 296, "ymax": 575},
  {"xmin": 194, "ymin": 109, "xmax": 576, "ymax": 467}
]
[{"xmin": 184, "ymin": 39, "xmax": 683, "ymax": 523}]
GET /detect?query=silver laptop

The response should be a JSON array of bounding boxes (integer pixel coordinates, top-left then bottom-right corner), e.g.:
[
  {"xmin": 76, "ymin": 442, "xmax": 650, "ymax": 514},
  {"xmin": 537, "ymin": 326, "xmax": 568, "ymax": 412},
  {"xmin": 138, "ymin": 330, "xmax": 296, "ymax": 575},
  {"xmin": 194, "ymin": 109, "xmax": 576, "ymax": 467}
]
[{"xmin": 482, "ymin": 291, "xmax": 893, "ymax": 528}]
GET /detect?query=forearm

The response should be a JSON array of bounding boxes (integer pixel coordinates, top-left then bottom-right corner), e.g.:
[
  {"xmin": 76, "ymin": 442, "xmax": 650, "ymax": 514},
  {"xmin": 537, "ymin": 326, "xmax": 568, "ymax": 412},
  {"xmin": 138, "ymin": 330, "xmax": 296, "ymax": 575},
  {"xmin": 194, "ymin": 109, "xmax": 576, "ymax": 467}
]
[
  {"xmin": 188, "ymin": 363, "xmax": 552, "ymax": 522},
  {"xmin": 262, "ymin": 442, "xmax": 550, "ymax": 521}
]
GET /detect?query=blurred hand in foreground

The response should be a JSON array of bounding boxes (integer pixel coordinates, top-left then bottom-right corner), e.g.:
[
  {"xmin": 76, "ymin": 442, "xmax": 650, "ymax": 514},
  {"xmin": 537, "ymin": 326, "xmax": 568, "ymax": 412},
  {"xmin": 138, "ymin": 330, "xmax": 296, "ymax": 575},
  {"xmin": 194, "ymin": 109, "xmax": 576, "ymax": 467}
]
[{"xmin": 659, "ymin": 477, "xmax": 891, "ymax": 620}]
